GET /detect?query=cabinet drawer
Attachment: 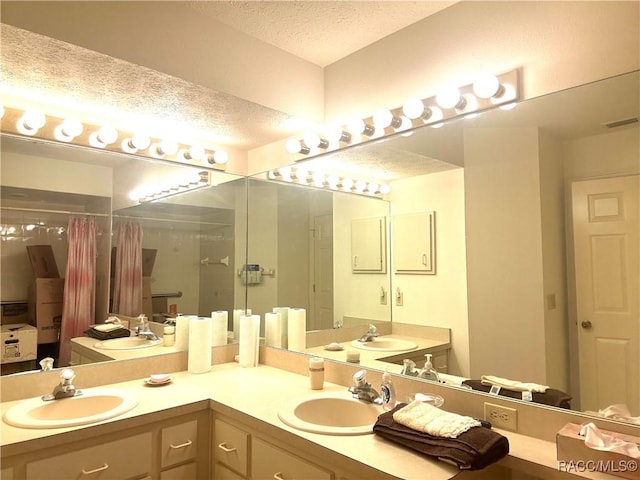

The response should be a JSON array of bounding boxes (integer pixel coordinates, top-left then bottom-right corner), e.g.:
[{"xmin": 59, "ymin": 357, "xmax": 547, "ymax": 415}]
[
  {"xmin": 161, "ymin": 419, "xmax": 198, "ymax": 468},
  {"xmin": 160, "ymin": 461, "xmax": 197, "ymax": 480},
  {"xmin": 26, "ymin": 432, "xmax": 151, "ymax": 480},
  {"xmin": 252, "ymin": 437, "xmax": 332, "ymax": 480},
  {"xmin": 214, "ymin": 419, "xmax": 249, "ymax": 477},
  {"xmin": 214, "ymin": 463, "xmax": 246, "ymax": 480}
]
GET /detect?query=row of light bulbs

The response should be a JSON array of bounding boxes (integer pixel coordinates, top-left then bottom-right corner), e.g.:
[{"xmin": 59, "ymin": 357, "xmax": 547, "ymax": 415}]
[
  {"xmin": 285, "ymin": 71, "xmax": 519, "ymax": 156},
  {"xmin": 129, "ymin": 171, "xmax": 211, "ymax": 203},
  {"xmin": 268, "ymin": 166, "xmax": 391, "ymax": 197},
  {"xmin": 0, "ymin": 106, "xmax": 229, "ymax": 166}
]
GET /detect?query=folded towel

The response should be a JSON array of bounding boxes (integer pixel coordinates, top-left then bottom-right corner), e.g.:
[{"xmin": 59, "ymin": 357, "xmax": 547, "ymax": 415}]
[
  {"xmin": 480, "ymin": 375, "xmax": 548, "ymax": 393},
  {"xmin": 393, "ymin": 400, "xmax": 480, "ymax": 438},
  {"xmin": 93, "ymin": 323, "xmax": 122, "ymax": 332},
  {"xmin": 462, "ymin": 379, "xmax": 572, "ymax": 409},
  {"xmin": 374, "ymin": 403, "xmax": 509, "ymax": 470},
  {"xmin": 84, "ymin": 327, "xmax": 131, "ymax": 340}
]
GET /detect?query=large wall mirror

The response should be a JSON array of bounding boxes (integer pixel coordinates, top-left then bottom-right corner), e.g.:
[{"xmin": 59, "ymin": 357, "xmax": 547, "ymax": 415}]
[
  {"xmin": 249, "ymin": 70, "xmax": 639, "ymax": 422},
  {"xmin": 0, "ymin": 135, "xmax": 247, "ymax": 373}
]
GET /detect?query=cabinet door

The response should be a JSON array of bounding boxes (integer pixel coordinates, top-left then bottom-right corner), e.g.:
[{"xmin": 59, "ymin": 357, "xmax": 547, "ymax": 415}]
[
  {"xmin": 1, "ymin": 466, "xmax": 13, "ymax": 480},
  {"xmin": 351, "ymin": 216, "xmax": 386, "ymax": 272},
  {"xmin": 393, "ymin": 212, "xmax": 436, "ymax": 274},
  {"xmin": 214, "ymin": 463, "xmax": 246, "ymax": 480},
  {"xmin": 252, "ymin": 437, "xmax": 332, "ymax": 480},
  {"xmin": 214, "ymin": 419, "xmax": 249, "ymax": 477},
  {"xmin": 161, "ymin": 419, "xmax": 198, "ymax": 469},
  {"xmin": 26, "ymin": 432, "xmax": 152, "ymax": 480}
]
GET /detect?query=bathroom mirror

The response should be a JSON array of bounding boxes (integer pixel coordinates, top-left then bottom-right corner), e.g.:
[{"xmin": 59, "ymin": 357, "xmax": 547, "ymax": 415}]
[
  {"xmin": 245, "ymin": 177, "xmax": 391, "ymax": 330},
  {"xmin": 0, "ymin": 134, "xmax": 247, "ymax": 373},
  {"xmin": 250, "ymin": 71, "xmax": 640, "ymax": 420}
]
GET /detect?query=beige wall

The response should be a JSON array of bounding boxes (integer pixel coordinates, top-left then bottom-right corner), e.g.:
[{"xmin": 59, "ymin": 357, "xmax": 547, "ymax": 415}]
[
  {"xmin": 389, "ymin": 169, "xmax": 470, "ymax": 377},
  {"xmin": 324, "ymin": 1, "xmax": 639, "ymax": 123}
]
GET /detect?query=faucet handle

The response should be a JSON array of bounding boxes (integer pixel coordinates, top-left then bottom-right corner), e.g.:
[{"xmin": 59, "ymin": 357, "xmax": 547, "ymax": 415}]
[
  {"xmin": 352, "ymin": 369, "xmax": 368, "ymax": 387},
  {"xmin": 60, "ymin": 368, "xmax": 75, "ymax": 384}
]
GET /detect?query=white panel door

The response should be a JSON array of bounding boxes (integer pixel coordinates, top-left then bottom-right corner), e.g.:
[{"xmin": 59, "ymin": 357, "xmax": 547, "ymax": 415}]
[{"xmin": 572, "ymin": 175, "xmax": 639, "ymax": 414}]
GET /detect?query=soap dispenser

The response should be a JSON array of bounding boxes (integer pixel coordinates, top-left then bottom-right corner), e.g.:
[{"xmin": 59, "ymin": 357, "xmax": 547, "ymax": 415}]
[{"xmin": 420, "ymin": 354, "xmax": 440, "ymax": 382}]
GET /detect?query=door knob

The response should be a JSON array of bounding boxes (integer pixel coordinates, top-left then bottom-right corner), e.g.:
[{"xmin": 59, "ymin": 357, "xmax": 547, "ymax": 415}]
[{"xmin": 581, "ymin": 320, "xmax": 593, "ymax": 329}]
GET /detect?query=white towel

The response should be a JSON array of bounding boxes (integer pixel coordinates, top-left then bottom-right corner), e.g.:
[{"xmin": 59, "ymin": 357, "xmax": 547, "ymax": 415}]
[
  {"xmin": 392, "ymin": 400, "xmax": 481, "ymax": 438},
  {"xmin": 93, "ymin": 323, "xmax": 123, "ymax": 332},
  {"xmin": 597, "ymin": 404, "xmax": 640, "ymax": 425},
  {"xmin": 480, "ymin": 375, "xmax": 548, "ymax": 393}
]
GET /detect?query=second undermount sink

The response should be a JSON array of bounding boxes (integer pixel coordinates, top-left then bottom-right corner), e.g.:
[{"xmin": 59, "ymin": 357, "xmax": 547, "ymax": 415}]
[
  {"xmin": 350, "ymin": 336, "xmax": 418, "ymax": 352},
  {"xmin": 2, "ymin": 388, "xmax": 139, "ymax": 429},
  {"xmin": 94, "ymin": 336, "xmax": 162, "ymax": 350},
  {"xmin": 278, "ymin": 393, "xmax": 382, "ymax": 435}
]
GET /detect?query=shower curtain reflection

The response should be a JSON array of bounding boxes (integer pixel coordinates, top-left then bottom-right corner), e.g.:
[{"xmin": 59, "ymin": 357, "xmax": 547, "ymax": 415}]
[
  {"xmin": 59, "ymin": 217, "xmax": 98, "ymax": 366},
  {"xmin": 112, "ymin": 222, "xmax": 143, "ymax": 317}
]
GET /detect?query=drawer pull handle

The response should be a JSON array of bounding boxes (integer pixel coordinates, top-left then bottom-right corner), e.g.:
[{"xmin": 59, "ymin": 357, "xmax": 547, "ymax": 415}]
[
  {"xmin": 170, "ymin": 439, "xmax": 193, "ymax": 449},
  {"xmin": 274, "ymin": 473, "xmax": 286, "ymax": 480},
  {"xmin": 217, "ymin": 442, "xmax": 237, "ymax": 453},
  {"xmin": 81, "ymin": 463, "xmax": 109, "ymax": 475}
]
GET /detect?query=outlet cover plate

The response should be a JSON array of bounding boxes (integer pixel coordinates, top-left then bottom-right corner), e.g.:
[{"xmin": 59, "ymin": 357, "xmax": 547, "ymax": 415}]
[{"xmin": 484, "ymin": 402, "xmax": 518, "ymax": 431}]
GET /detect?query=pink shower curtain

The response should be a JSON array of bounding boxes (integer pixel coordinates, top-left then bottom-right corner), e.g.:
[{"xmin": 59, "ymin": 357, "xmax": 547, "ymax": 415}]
[
  {"xmin": 59, "ymin": 217, "xmax": 98, "ymax": 366},
  {"xmin": 112, "ymin": 222, "xmax": 143, "ymax": 317}
]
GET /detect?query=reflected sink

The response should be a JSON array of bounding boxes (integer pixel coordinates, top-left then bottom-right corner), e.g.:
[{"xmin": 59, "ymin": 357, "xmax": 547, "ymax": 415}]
[
  {"xmin": 95, "ymin": 337, "xmax": 162, "ymax": 350},
  {"xmin": 350, "ymin": 336, "xmax": 418, "ymax": 352},
  {"xmin": 3, "ymin": 388, "xmax": 139, "ymax": 429},
  {"xmin": 278, "ymin": 393, "xmax": 382, "ymax": 435}
]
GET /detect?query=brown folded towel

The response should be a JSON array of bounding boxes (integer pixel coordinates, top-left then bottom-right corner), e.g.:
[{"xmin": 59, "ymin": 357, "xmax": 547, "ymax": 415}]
[
  {"xmin": 462, "ymin": 379, "xmax": 572, "ymax": 409},
  {"xmin": 373, "ymin": 403, "xmax": 509, "ymax": 470},
  {"xmin": 84, "ymin": 327, "xmax": 131, "ymax": 340}
]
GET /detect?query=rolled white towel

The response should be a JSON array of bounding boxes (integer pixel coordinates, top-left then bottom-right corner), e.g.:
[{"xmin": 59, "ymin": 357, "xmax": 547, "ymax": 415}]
[
  {"xmin": 480, "ymin": 375, "xmax": 548, "ymax": 393},
  {"xmin": 93, "ymin": 323, "xmax": 123, "ymax": 332},
  {"xmin": 392, "ymin": 400, "xmax": 480, "ymax": 438}
]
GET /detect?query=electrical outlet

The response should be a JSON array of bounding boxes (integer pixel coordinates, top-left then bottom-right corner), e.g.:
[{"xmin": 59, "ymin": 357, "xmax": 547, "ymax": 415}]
[{"xmin": 484, "ymin": 402, "xmax": 518, "ymax": 431}]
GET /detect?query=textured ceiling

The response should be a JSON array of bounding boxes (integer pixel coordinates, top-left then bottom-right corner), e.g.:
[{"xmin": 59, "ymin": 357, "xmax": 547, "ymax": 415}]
[
  {"xmin": 0, "ymin": 25, "xmax": 300, "ymax": 150},
  {"xmin": 185, "ymin": 1, "xmax": 456, "ymax": 67}
]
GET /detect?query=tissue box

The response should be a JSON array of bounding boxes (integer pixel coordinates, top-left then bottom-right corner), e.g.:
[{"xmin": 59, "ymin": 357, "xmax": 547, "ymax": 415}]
[{"xmin": 557, "ymin": 423, "xmax": 640, "ymax": 479}]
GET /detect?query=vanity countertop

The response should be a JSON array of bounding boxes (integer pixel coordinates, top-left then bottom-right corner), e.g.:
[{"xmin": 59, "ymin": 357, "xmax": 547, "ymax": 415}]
[
  {"xmin": 70, "ymin": 335, "xmax": 182, "ymax": 361},
  {"xmin": 304, "ymin": 334, "xmax": 450, "ymax": 371},
  {"xmin": 0, "ymin": 363, "xmax": 614, "ymax": 480}
]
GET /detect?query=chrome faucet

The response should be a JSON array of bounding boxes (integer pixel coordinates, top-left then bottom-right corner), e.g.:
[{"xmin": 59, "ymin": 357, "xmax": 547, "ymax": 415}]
[
  {"xmin": 400, "ymin": 359, "xmax": 418, "ymax": 377},
  {"xmin": 42, "ymin": 368, "xmax": 82, "ymax": 401},
  {"xmin": 348, "ymin": 370, "xmax": 382, "ymax": 405},
  {"xmin": 135, "ymin": 314, "xmax": 159, "ymax": 341},
  {"xmin": 358, "ymin": 324, "xmax": 379, "ymax": 343}
]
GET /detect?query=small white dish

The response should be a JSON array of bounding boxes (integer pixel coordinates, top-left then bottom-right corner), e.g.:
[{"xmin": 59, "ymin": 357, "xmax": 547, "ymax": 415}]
[
  {"xmin": 324, "ymin": 342, "xmax": 344, "ymax": 351},
  {"xmin": 145, "ymin": 374, "xmax": 172, "ymax": 386}
]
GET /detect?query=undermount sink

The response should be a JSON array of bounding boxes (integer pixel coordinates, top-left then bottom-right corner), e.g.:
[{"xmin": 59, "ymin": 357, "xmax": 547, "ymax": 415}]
[
  {"xmin": 278, "ymin": 393, "xmax": 382, "ymax": 435},
  {"xmin": 350, "ymin": 336, "xmax": 418, "ymax": 352},
  {"xmin": 3, "ymin": 388, "xmax": 139, "ymax": 429},
  {"xmin": 94, "ymin": 337, "xmax": 162, "ymax": 350}
]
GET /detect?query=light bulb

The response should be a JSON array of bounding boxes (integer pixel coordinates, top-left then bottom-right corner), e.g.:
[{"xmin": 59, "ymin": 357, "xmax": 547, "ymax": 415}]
[
  {"xmin": 285, "ymin": 138, "xmax": 310, "ymax": 155},
  {"xmin": 436, "ymin": 86, "xmax": 465, "ymax": 110},
  {"xmin": 89, "ymin": 126, "xmax": 118, "ymax": 148},
  {"xmin": 367, "ymin": 182, "xmax": 379, "ymax": 195},
  {"xmin": 278, "ymin": 167, "xmax": 292, "ymax": 182},
  {"xmin": 325, "ymin": 124, "xmax": 351, "ymax": 144},
  {"xmin": 211, "ymin": 150, "xmax": 228, "ymax": 165},
  {"xmin": 327, "ymin": 175, "xmax": 340, "ymax": 189},
  {"xmin": 131, "ymin": 133, "xmax": 151, "ymax": 150},
  {"xmin": 403, "ymin": 98, "xmax": 424, "ymax": 119},
  {"xmin": 303, "ymin": 131, "xmax": 328, "ymax": 149},
  {"xmin": 457, "ymin": 94, "xmax": 477, "ymax": 113},
  {"xmin": 295, "ymin": 168, "xmax": 308, "ymax": 183},
  {"xmin": 355, "ymin": 179, "xmax": 367, "ymax": 192},
  {"xmin": 473, "ymin": 73, "xmax": 503, "ymax": 99},
  {"xmin": 492, "ymin": 83, "xmax": 517, "ymax": 105},
  {"xmin": 342, "ymin": 178, "xmax": 354, "ymax": 191},
  {"xmin": 17, "ymin": 109, "xmax": 46, "ymax": 135},
  {"xmin": 373, "ymin": 109, "xmax": 393, "ymax": 129},
  {"xmin": 347, "ymin": 118, "xmax": 375, "ymax": 137},
  {"xmin": 312, "ymin": 171, "xmax": 325, "ymax": 187},
  {"xmin": 54, "ymin": 117, "xmax": 83, "ymax": 142},
  {"xmin": 379, "ymin": 184, "xmax": 391, "ymax": 195}
]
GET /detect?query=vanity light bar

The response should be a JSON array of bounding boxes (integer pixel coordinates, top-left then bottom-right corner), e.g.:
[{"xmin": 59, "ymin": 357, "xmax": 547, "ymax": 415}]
[
  {"xmin": 0, "ymin": 106, "xmax": 229, "ymax": 171},
  {"xmin": 133, "ymin": 171, "xmax": 211, "ymax": 203},
  {"xmin": 268, "ymin": 167, "xmax": 390, "ymax": 197},
  {"xmin": 285, "ymin": 69, "xmax": 520, "ymax": 158}
]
